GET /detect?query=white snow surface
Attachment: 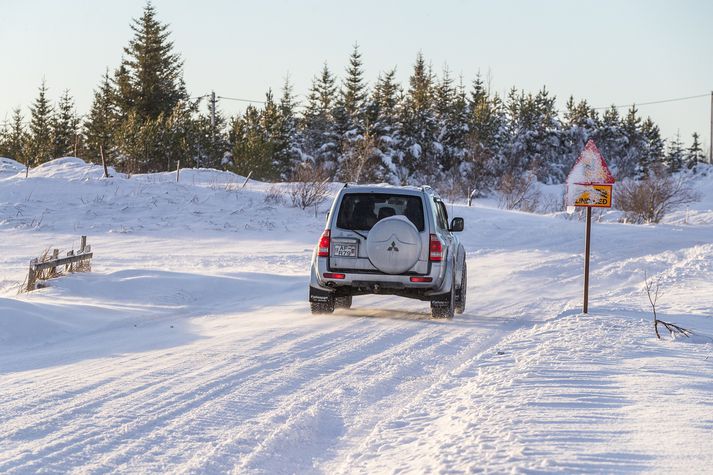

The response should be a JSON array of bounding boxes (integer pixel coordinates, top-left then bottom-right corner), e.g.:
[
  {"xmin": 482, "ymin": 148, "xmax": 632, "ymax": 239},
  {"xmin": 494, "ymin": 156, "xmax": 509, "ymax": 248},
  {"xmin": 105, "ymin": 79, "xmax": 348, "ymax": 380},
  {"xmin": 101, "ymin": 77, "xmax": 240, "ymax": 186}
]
[{"xmin": 1, "ymin": 158, "xmax": 712, "ymax": 473}]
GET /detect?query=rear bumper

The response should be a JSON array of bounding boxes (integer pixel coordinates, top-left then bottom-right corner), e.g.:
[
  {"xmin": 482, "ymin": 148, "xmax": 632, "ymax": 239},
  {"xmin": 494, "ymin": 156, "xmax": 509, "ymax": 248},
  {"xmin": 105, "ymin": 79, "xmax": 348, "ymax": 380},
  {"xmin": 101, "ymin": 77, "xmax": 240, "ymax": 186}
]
[{"xmin": 309, "ymin": 256, "xmax": 452, "ymax": 298}]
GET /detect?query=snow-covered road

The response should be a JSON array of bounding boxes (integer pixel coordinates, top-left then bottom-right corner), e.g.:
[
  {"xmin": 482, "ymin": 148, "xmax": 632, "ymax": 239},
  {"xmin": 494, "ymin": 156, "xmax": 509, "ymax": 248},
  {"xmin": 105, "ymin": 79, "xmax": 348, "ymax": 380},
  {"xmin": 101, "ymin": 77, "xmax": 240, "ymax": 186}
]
[{"xmin": 1, "ymin": 158, "xmax": 712, "ymax": 473}]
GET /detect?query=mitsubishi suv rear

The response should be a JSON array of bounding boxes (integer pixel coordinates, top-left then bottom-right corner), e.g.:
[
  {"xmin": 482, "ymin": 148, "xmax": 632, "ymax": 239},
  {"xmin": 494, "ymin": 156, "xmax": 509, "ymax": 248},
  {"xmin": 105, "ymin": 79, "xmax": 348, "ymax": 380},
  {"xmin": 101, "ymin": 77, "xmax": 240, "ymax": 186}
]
[{"xmin": 309, "ymin": 185, "xmax": 467, "ymax": 319}]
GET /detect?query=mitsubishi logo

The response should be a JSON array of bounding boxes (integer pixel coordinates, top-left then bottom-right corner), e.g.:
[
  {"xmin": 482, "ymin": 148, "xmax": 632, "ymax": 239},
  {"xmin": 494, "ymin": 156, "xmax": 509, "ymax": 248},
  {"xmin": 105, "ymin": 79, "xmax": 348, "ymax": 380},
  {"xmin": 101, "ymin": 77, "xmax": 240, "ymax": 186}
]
[{"xmin": 387, "ymin": 241, "xmax": 399, "ymax": 252}]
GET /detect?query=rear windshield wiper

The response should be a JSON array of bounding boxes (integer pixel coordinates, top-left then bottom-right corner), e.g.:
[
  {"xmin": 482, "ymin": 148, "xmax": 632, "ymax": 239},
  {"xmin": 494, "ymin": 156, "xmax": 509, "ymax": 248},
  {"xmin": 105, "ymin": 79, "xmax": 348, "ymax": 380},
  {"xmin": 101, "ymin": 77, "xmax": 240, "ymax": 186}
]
[{"xmin": 350, "ymin": 229, "xmax": 368, "ymax": 240}]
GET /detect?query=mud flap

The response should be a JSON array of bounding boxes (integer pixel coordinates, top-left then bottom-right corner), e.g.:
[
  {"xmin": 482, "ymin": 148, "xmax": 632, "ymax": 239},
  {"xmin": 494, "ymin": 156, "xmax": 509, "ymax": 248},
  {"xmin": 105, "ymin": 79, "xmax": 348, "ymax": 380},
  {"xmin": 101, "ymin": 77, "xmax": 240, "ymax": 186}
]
[{"xmin": 309, "ymin": 286, "xmax": 334, "ymax": 303}]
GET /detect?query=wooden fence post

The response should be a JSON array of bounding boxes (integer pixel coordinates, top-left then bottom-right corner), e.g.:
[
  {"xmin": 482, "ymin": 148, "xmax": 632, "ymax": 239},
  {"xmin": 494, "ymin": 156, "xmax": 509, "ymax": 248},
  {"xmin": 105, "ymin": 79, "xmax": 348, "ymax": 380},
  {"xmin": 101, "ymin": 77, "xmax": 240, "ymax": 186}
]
[
  {"xmin": 50, "ymin": 249, "xmax": 59, "ymax": 276},
  {"xmin": 27, "ymin": 259, "xmax": 37, "ymax": 292}
]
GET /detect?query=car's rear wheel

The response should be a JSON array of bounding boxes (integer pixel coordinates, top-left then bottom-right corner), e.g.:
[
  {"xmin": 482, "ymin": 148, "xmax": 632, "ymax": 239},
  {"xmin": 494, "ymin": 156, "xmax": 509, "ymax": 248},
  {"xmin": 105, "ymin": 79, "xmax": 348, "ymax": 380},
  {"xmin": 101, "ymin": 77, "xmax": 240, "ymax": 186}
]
[
  {"xmin": 455, "ymin": 261, "xmax": 467, "ymax": 315},
  {"xmin": 310, "ymin": 297, "xmax": 335, "ymax": 314},
  {"xmin": 334, "ymin": 295, "xmax": 352, "ymax": 309},
  {"xmin": 431, "ymin": 270, "xmax": 455, "ymax": 319}
]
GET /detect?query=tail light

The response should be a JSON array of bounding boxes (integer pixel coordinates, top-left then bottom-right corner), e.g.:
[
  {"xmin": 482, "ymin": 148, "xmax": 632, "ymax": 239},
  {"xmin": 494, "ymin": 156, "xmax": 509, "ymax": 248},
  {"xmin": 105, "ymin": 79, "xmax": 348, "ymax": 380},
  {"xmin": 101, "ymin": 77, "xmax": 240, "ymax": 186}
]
[
  {"xmin": 318, "ymin": 229, "xmax": 331, "ymax": 257},
  {"xmin": 410, "ymin": 276, "xmax": 433, "ymax": 283},
  {"xmin": 323, "ymin": 272, "xmax": 345, "ymax": 279},
  {"xmin": 429, "ymin": 234, "xmax": 443, "ymax": 262}
]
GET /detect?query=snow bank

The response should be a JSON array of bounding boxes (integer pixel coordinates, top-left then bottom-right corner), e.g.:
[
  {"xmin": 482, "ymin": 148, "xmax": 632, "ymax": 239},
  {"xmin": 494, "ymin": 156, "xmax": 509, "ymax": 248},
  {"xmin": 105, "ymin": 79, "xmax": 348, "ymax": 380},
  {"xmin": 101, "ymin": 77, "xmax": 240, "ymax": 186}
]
[{"xmin": 0, "ymin": 157, "xmax": 24, "ymax": 175}]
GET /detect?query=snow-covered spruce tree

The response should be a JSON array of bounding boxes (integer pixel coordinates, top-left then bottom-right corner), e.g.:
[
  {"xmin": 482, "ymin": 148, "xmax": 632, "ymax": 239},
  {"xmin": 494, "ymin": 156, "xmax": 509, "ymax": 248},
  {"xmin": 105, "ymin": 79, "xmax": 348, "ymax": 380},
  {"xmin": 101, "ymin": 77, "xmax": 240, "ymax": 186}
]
[
  {"xmin": 561, "ymin": 96, "xmax": 600, "ymax": 174},
  {"xmin": 85, "ymin": 70, "xmax": 119, "ymax": 165},
  {"xmin": 51, "ymin": 89, "xmax": 80, "ymax": 159},
  {"xmin": 686, "ymin": 132, "xmax": 705, "ymax": 170},
  {"xmin": 640, "ymin": 117, "xmax": 665, "ymax": 176},
  {"xmin": 463, "ymin": 75, "xmax": 506, "ymax": 195},
  {"xmin": 664, "ymin": 131, "xmax": 684, "ymax": 174},
  {"xmin": 434, "ymin": 69, "xmax": 470, "ymax": 197},
  {"xmin": 619, "ymin": 105, "xmax": 645, "ymax": 179},
  {"xmin": 192, "ymin": 98, "xmax": 228, "ymax": 170},
  {"xmin": 501, "ymin": 87, "xmax": 561, "ymax": 184},
  {"xmin": 593, "ymin": 105, "xmax": 627, "ymax": 177},
  {"xmin": 400, "ymin": 52, "xmax": 438, "ymax": 184},
  {"xmin": 368, "ymin": 68, "xmax": 404, "ymax": 183},
  {"xmin": 0, "ymin": 108, "xmax": 28, "ymax": 166},
  {"xmin": 336, "ymin": 45, "xmax": 367, "ymax": 139},
  {"xmin": 337, "ymin": 44, "xmax": 378, "ymax": 182},
  {"xmin": 301, "ymin": 63, "xmax": 339, "ymax": 177},
  {"xmin": 272, "ymin": 77, "xmax": 303, "ymax": 180},
  {"xmin": 27, "ymin": 79, "xmax": 55, "ymax": 166}
]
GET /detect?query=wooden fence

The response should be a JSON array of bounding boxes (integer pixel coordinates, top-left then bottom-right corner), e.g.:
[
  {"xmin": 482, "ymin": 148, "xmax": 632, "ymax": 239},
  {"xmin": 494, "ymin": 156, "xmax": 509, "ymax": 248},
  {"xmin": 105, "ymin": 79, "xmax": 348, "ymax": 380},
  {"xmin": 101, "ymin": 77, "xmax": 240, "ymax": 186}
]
[{"xmin": 27, "ymin": 236, "xmax": 94, "ymax": 291}]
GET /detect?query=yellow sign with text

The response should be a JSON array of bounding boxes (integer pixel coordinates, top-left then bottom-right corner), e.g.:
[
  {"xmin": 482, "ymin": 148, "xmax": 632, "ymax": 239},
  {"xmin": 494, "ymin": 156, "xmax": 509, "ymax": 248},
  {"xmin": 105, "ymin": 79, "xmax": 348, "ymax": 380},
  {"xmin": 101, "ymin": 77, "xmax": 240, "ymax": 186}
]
[{"xmin": 574, "ymin": 184, "xmax": 612, "ymax": 208}]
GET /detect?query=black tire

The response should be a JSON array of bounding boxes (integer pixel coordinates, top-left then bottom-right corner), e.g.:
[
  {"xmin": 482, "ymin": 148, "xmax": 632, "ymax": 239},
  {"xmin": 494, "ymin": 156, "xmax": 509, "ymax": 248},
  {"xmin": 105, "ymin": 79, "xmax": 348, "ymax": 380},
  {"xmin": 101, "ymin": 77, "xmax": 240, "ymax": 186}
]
[
  {"xmin": 335, "ymin": 295, "xmax": 353, "ymax": 309},
  {"xmin": 455, "ymin": 261, "xmax": 467, "ymax": 315},
  {"xmin": 310, "ymin": 298, "xmax": 335, "ymax": 314},
  {"xmin": 431, "ymin": 270, "xmax": 455, "ymax": 319}
]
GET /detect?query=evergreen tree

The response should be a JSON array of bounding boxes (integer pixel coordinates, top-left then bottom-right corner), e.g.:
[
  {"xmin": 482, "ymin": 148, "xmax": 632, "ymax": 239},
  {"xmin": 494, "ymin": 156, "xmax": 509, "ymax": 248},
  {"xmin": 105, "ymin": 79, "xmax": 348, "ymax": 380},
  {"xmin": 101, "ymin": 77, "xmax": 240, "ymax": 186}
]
[
  {"xmin": 192, "ymin": 98, "xmax": 228, "ymax": 169},
  {"xmin": 593, "ymin": 105, "xmax": 626, "ymax": 178},
  {"xmin": 463, "ymin": 74, "xmax": 505, "ymax": 193},
  {"xmin": 229, "ymin": 105, "xmax": 275, "ymax": 180},
  {"xmin": 338, "ymin": 44, "xmax": 367, "ymax": 133},
  {"xmin": 562, "ymin": 97, "xmax": 600, "ymax": 180},
  {"xmin": 27, "ymin": 79, "xmax": 54, "ymax": 165},
  {"xmin": 274, "ymin": 77, "xmax": 303, "ymax": 179},
  {"xmin": 0, "ymin": 108, "xmax": 28, "ymax": 165},
  {"xmin": 686, "ymin": 132, "xmax": 705, "ymax": 170},
  {"xmin": 640, "ymin": 117, "xmax": 664, "ymax": 175},
  {"xmin": 370, "ymin": 68, "xmax": 404, "ymax": 183},
  {"xmin": 302, "ymin": 63, "xmax": 339, "ymax": 175},
  {"xmin": 51, "ymin": 89, "xmax": 80, "ymax": 158},
  {"xmin": 335, "ymin": 44, "xmax": 370, "ymax": 179},
  {"xmin": 85, "ymin": 70, "xmax": 119, "ymax": 164},
  {"xmin": 400, "ymin": 52, "xmax": 437, "ymax": 182},
  {"xmin": 665, "ymin": 131, "xmax": 684, "ymax": 173},
  {"xmin": 119, "ymin": 1, "xmax": 187, "ymax": 121},
  {"xmin": 620, "ymin": 105, "xmax": 643, "ymax": 178},
  {"xmin": 435, "ymin": 71, "xmax": 470, "ymax": 192}
]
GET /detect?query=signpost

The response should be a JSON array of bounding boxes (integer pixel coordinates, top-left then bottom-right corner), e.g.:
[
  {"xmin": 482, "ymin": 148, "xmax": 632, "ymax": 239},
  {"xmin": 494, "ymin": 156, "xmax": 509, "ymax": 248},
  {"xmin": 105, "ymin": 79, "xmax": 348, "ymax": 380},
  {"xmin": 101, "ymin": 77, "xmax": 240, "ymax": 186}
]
[{"xmin": 565, "ymin": 140, "xmax": 615, "ymax": 314}]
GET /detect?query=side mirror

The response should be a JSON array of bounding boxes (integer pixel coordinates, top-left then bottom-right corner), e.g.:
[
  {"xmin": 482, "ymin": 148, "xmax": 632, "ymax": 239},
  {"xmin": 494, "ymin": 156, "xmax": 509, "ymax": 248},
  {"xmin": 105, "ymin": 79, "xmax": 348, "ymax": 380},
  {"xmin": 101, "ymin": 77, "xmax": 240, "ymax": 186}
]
[{"xmin": 450, "ymin": 217, "xmax": 464, "ymax": 232}]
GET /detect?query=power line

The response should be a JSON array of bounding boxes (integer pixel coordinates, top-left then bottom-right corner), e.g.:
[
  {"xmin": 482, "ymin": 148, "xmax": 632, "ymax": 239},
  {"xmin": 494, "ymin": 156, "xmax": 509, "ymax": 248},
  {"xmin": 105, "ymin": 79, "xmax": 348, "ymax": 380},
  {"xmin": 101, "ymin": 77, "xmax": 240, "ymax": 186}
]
[
  {"xmin": 594, "ymin": 93, "xmax": 709, "ymax": 110},
  {"xmin": 216, "ymin": 95, "xmax": 265, "ymax": 105}
]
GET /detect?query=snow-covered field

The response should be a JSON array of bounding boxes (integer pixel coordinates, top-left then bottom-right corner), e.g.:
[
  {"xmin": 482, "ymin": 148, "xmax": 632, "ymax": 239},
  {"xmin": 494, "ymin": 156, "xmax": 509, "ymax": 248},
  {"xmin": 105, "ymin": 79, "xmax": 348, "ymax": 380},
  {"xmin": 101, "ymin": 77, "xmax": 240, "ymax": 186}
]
[{"xmin": 1, "ymin": 157, "xmax": 712, "ymax": 473}]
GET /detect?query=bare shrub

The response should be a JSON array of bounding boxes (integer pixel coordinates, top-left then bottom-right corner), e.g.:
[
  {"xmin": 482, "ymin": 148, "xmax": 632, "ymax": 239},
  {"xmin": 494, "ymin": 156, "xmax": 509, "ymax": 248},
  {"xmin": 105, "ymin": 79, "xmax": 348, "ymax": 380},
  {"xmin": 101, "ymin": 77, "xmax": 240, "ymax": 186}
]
[
  {"xmin": 289, "ymin": 163, "xmax": 331, "ymax": 210},
  {"xmin": 644, "ymin": 271, "xmax": 691, "ymax": 339},
  {"xmin": 497, "ymin": 171, "xmax": 541, "ymax": 212},
  {"xmin": 264, "ymin": 185, "xmax": 286, "ymax": 205},
  {"xmin": 539, "ymin": 192, "xmax": 564, "ymax": 214},
  {"xmin": 616, "ymin": 170, "xmax": 700, "ymax": 224}
]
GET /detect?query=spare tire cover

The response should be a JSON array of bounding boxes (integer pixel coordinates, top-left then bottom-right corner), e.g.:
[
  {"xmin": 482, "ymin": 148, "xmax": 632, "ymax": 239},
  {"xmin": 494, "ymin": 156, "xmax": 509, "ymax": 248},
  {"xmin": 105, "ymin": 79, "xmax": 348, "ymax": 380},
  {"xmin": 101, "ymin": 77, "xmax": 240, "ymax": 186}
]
[{"xmin": 366, "ymin": 216, "xmax": 422, "ymax": 274}]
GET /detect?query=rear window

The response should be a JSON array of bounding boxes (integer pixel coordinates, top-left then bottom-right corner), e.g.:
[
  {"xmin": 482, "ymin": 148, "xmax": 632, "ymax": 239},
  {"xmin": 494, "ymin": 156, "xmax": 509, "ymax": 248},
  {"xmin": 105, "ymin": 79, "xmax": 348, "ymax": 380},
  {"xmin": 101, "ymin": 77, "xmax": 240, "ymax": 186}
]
[{"xmin": 336, "ymin": 193, "xmax": 425, "ymax": 231}]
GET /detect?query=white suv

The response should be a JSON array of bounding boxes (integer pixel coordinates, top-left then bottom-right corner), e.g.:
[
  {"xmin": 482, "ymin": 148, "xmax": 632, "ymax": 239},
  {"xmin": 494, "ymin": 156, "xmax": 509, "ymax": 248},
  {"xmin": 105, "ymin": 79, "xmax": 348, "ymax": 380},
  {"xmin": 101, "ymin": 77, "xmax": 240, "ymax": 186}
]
[{"xmin": 309, "ymin": 184, "xmax": 467, "ymax": 318}]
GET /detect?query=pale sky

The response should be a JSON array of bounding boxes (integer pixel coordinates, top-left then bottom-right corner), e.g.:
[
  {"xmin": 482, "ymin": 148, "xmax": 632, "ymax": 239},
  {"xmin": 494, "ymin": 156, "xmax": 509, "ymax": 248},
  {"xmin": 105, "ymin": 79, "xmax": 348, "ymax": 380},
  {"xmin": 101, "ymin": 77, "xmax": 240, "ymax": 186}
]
[{"xmin": 1, "ymin": 0, "xmax": 711, "ymax": 150}]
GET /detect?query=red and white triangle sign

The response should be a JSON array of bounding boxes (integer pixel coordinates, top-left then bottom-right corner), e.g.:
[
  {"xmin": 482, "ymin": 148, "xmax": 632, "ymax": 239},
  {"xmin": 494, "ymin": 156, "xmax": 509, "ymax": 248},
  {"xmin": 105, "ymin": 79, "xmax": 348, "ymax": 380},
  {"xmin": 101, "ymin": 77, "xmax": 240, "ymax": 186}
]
[{"xmin": 566, "ymin": 140, "xmax": 615, "ymax": 186}]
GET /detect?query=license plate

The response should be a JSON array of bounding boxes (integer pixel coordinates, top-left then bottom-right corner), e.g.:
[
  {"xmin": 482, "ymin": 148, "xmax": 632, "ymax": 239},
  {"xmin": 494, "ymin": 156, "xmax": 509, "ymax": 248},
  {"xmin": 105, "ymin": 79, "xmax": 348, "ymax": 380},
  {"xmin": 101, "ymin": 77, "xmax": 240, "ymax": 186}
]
[{"xmin": 333, "ymin": 243, "xmax": 357, "ymax": 257}]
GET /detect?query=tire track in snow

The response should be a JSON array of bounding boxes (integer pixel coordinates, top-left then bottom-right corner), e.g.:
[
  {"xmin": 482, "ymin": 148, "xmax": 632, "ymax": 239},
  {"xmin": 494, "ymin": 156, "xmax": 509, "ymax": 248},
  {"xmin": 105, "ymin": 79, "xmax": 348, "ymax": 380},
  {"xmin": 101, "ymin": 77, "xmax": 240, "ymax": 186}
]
[{"xmin": 1, "ymin": 302, "xmax": 468, "ymax": 473}]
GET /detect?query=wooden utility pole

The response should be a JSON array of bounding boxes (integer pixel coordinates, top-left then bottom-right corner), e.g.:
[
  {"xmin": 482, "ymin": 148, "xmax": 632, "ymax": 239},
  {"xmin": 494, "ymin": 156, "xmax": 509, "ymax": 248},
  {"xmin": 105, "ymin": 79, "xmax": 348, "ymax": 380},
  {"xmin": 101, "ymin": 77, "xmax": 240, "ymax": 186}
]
[
  {"xmin": 210, "ymin": 91, "xmax": 217, "ymax": 143},
  {"xmin": 100, "ymin": 145, "xmax": 109, "ymax": 178}
]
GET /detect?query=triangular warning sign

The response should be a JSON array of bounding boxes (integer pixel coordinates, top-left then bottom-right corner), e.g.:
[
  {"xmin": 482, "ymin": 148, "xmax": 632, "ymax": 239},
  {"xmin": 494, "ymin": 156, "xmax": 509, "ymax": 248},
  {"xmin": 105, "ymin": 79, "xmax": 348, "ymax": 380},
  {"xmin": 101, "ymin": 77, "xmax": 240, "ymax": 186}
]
[{"xmin": 566, "ymin": 140, "xmax": 615, "ymax": 185}]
